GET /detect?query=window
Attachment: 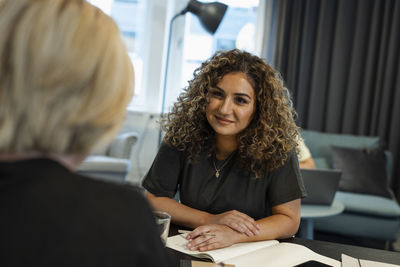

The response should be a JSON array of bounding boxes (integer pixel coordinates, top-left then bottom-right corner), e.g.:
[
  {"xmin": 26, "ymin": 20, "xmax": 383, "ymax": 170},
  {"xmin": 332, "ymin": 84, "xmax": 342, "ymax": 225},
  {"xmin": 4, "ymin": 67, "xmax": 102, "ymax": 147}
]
[
  {"xmin": 89, "ymin": 0, "xmax": 149, "ymax": 110},
  {"xmin": 182, "ymin": 0, "xmax": 259, "ymax": 90},
  {"xmin": 89, "ymin": 0, "xmax": 262, "ymax": 113},
  {"xmin": 165, "ymin": 0, "xmax": 260, "ymax": 113},
  {"xmin": 115, "ymin": 0, "xmax": 138, "ymax": 3}
]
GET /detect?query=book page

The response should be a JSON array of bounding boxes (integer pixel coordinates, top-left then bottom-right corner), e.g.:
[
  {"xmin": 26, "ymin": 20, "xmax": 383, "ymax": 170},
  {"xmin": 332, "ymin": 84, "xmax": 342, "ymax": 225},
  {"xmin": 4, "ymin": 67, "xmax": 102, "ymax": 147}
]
[
  {"xmin": 166, "ymin": 234, "xmax": 279, "ymax": 263},
  {"xmin": 342, "ymin": 254, "xmax": 360, "ymax": 267},
  {"xmin": 359, "ymin": 259, "xmax": 400, "ymax": 267},
  {"xmin": 342, "ymin": 254, "xmax": 400, "ymax": 267},
  {"xmin": 224, "ymin": 243, "xmax": 341, "ymax": 267}
]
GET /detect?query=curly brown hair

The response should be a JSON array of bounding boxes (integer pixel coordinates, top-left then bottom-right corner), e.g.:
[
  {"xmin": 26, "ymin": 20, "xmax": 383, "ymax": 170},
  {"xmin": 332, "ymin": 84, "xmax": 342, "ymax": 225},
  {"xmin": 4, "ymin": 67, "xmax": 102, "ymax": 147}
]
[{"xmin": 162, "ymin": 49, "xmax": 299, "ymax": 177}]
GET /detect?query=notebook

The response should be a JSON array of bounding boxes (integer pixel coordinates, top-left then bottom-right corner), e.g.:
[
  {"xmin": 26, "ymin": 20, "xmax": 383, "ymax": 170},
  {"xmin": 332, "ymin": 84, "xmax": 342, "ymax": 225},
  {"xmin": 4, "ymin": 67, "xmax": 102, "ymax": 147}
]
[
  {"xmin": 301, "ymin": 169, "xmax": 341, "ymax": 205},
  {"xmin": 167, "ymin": 234, "xmax": 340, "ymax": 266}
]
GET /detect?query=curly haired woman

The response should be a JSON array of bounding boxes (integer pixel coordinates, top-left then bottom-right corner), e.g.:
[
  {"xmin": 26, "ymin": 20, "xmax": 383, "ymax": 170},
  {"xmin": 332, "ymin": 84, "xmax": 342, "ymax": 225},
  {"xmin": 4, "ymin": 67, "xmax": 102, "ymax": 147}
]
[{"xmin": 143, "ymin": 49, "xmax": 306, "ymax": 251}]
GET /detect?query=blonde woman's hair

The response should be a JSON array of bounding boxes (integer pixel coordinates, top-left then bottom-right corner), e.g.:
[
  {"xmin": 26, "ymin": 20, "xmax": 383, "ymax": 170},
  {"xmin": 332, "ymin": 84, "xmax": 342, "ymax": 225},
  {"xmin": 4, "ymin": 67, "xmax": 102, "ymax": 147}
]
[{"xmin": 0, "ymin": 0, "xmax": 134, "ymax": 155}]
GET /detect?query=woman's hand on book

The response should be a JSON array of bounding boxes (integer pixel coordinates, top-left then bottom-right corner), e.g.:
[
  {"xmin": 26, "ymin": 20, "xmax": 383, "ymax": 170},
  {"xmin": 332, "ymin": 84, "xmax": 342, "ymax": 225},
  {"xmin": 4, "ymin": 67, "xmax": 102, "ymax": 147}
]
[
  {"xmin": 185, "ymin": 224, "xmax": 243, "ymax": 251},
  {"xmin": 205, "ymin": 210, "xmax": 260, "ymax": 237}
]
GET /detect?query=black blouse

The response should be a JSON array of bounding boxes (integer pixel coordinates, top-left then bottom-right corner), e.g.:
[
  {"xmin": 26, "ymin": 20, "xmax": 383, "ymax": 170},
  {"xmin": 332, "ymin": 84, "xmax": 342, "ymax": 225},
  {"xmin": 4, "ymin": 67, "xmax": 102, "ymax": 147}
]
[
  {"xmin": 0, "ymin": 158, "xmax": 171, "ymax": 266},
  {"xmin": 143, "ymin": 143, "xmax": 306, "ymax": 220}
]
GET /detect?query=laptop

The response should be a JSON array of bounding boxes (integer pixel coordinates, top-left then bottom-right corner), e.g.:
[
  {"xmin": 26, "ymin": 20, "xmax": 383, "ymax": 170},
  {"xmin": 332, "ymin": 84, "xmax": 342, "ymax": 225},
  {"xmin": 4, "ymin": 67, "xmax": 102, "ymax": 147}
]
[{"xmin": 301, "ymin": 169, "xmax": 341, "ymax": 205}]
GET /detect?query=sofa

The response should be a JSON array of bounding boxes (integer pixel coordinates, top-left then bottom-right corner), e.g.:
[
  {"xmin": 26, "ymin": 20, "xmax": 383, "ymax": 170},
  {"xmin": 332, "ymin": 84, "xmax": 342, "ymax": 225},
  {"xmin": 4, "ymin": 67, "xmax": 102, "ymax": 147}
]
[
  {"xmin": 301, "ymin": 130, "xmax": 400, "ymax": 244},
  {"xmin": 78, "ymin": 132, "xmax": 138, "ymax": 183}
]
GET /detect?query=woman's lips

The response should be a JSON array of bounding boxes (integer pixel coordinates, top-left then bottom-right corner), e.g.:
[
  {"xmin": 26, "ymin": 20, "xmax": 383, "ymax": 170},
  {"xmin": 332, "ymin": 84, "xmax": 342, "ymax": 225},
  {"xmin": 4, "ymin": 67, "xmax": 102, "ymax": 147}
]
[{"xmin": 215, "ymin": 115, "xmax": 233, "ymax": 125}]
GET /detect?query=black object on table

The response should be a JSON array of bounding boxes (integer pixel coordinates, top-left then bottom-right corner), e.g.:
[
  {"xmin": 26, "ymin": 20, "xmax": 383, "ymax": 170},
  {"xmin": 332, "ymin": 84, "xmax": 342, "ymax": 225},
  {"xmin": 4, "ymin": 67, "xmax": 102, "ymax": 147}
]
[{"xmin": 167, "ymin": 224, "xmax": 400, "ymax": 267}]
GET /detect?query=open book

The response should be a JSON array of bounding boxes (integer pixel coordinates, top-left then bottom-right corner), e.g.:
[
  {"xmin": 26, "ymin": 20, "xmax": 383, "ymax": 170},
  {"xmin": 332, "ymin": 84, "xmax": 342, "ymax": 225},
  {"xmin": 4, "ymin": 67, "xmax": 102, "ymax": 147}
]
[
  {"xmin": 167, "ymin": 234, "xmax": 341, "ymax": 267},
  {"xmin": 167, "ymin": 234, "xmax": 279, "ymax": 262}
]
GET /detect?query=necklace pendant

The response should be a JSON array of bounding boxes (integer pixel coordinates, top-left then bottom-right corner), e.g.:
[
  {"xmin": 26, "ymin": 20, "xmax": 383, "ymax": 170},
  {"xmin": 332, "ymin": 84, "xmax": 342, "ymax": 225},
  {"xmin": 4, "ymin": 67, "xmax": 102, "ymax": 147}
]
[{"xmin": 215, "ymin": 170, "xmax": 220, "ymax": 178}]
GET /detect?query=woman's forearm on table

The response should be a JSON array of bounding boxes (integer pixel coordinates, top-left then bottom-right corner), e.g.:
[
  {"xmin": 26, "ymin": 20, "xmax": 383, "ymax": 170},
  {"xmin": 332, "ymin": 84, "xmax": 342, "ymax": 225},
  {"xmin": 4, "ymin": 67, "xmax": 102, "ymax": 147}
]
[
  {"xmin": 237, "ymin": 214, "xmax": 299, "ymax": 242},
  {"xmin": 234, "ymin": 199, "xmax": 301, "ymax": 243},
  {"xmin": 145, "ymin": 191, "xmax": 211, "ymax": 229}
]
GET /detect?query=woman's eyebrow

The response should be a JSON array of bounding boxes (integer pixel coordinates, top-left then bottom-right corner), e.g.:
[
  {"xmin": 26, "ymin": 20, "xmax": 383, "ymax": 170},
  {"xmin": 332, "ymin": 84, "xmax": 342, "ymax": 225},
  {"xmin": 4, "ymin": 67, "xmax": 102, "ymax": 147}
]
[
  {"xmin": 234, "ymin": 93, "xmax": 252, "ymax": 100},
  {"xmin": 215, "ymin": 86, "xmax": 225, "ymax": 92},
  {"xmin": 215, "ymin": 86, "xmax": 252, "ymax": 100}
]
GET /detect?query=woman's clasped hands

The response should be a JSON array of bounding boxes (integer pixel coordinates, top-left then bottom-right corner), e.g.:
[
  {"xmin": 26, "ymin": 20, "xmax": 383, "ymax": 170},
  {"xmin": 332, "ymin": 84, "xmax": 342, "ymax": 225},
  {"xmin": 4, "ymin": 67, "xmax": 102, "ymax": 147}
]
[{"xmin": 185, "ymin": 210, "xmax": 260, "ymax": 251}]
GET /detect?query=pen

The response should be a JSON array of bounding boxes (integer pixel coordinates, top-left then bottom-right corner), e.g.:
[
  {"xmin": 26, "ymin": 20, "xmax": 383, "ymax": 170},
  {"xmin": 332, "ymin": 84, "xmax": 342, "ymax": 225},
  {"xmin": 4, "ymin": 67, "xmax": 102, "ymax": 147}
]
[{"xmin": 178, "ymin": 229, "xmax": 216, "ymax": 237}]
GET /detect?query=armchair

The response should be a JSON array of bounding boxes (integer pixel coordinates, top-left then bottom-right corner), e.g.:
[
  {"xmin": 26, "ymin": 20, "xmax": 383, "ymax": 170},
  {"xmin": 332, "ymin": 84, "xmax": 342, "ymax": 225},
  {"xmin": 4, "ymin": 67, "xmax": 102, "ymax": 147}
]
[{"xmin": 78, "ymin": 132, "xmax": 138, "ymax": 183}]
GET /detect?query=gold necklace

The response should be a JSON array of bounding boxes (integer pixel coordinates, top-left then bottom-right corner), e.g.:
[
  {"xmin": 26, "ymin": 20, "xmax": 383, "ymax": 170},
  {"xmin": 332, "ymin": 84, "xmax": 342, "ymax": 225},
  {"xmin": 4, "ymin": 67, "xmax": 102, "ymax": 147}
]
[{"xmin": 212, "ymin": 153, "xmax": 235, "ymax": 178}]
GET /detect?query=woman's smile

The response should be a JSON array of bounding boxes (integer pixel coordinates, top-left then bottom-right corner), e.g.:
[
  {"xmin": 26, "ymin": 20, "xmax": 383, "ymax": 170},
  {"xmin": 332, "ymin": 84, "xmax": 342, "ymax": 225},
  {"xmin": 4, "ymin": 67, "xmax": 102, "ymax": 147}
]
[{"xmin": 215, "ymin": 115, "xmax": 234, "ymax": 125}]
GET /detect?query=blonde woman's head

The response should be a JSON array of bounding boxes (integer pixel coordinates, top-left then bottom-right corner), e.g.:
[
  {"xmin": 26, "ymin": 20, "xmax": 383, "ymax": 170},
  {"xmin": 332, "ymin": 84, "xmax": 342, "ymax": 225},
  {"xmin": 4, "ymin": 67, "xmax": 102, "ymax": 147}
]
[{"xmin": 0, "ymin": 0, "xmax": 134, "ymax": 155}]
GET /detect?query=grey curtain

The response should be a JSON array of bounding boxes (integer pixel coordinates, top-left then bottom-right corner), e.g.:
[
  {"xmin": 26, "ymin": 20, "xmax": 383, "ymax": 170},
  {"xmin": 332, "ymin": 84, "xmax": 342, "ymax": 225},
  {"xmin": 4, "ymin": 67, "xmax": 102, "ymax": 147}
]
[{"xmin": 262, "ymin": 0, "xmax": 400, "ymax": 200}]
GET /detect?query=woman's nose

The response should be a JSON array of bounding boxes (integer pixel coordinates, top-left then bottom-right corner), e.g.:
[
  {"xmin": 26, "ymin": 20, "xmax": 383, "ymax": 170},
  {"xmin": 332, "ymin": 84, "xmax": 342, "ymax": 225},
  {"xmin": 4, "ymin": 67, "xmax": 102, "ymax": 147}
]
[{"xmin": 218, "ymin": 98, "xmax": 233, "ymax": 114}]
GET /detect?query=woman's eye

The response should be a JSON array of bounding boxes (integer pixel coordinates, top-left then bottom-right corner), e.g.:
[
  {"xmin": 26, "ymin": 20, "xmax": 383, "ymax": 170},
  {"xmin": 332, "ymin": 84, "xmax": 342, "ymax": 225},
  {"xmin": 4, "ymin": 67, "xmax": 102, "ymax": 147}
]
[
  {"xmin": 235, "ymin": 97, "xmax": 248, "ymax": 104},
  {"xmin": 210, "ymin": 91, "xmax": 224, "ymax": 98}
]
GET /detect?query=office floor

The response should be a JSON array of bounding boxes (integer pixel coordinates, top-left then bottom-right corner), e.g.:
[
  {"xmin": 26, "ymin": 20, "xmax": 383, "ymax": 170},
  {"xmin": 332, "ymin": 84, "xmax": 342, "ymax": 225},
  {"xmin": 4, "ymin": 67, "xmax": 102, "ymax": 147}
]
[
  {"xmin": 314, "ymin": 230, "xmax": 400, "ymax": 252},
  {"xmin": 393, "ymin": 232, "xmax": 400, "ymax": 252}
]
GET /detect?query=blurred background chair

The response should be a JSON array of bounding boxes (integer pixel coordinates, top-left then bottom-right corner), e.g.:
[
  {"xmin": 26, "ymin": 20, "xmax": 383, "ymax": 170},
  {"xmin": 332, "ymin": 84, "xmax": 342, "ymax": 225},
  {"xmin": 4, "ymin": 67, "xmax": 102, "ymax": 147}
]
[{"xmin": 78, "ymin": 132, "xmax": 138, "ymax": 183}]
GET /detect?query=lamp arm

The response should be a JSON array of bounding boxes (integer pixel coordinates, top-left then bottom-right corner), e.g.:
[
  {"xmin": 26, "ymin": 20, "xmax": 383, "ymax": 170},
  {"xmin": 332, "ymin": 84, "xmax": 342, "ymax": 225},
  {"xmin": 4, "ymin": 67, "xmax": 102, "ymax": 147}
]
[{"xmin": 158, "ymin": 13, "xmax": 183, "ymax": 146}]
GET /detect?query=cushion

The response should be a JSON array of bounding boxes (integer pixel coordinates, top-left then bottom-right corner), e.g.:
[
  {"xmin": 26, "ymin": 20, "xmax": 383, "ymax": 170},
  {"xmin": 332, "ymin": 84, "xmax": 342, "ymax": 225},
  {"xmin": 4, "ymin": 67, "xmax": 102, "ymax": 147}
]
[
  {"xmin": 330, "ymin": 145, "xmax": 393, "ymax": 198},
  {"xmin": 334, "ymin": 191, "xmax": 400, "ymax": 217},
  {"xmin": 314, "ymin": 212, "xmax": 400, "ymax": 241},
  {"xmin": 301, "ymin": 130, "xmax": 380, "ymax": 167}
]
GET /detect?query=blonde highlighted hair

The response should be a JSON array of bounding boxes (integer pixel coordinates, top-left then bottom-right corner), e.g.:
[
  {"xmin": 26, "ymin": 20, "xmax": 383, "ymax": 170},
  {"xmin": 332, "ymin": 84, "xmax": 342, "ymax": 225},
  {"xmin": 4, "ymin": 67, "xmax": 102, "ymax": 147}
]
[{"xmin": 0, "ymin": 0, "xmax": 134, "ymax": 155}]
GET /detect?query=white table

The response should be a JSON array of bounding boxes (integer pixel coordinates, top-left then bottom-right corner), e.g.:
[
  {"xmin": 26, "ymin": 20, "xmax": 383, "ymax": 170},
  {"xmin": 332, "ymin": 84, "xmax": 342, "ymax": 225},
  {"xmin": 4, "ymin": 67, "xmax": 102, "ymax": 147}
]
[{"xmin": 299, "ymin": 201, "xmax": 344, "ymax": 239}]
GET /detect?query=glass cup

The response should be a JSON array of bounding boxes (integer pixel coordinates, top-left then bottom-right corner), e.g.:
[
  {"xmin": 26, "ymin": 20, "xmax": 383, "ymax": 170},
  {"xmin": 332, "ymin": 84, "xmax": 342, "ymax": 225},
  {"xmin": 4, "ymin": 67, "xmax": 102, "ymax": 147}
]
[{"xmin": 153, "ymin": 211, "xmax": 171, "ymax": 246}]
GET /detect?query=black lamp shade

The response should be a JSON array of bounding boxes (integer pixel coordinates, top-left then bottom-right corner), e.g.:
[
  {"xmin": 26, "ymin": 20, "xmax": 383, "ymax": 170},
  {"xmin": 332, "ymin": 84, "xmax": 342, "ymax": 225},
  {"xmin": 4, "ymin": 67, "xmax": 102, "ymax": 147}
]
[{"xmin": 183, "ymin": 0, "xmax": 228, "ymax": 34}]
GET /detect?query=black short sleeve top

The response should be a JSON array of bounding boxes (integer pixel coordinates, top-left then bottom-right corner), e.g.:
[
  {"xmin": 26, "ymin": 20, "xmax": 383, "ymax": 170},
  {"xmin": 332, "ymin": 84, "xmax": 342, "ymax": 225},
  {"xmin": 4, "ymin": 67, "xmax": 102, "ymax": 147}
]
[{"xmin": 142, "ymin": 143, "xmax": 306, "ymax": 220}]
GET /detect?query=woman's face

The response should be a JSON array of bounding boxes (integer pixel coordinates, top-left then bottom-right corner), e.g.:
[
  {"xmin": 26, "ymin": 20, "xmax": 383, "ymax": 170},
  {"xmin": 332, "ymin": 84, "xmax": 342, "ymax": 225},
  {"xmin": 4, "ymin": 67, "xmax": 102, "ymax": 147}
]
[{"xmin": 206, "ymin": 72, "xmax": 256, "ymax": 138}]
